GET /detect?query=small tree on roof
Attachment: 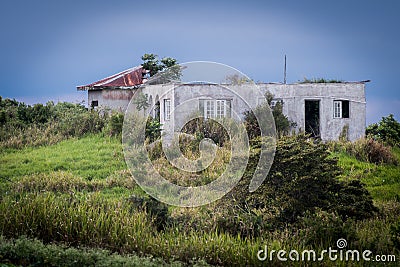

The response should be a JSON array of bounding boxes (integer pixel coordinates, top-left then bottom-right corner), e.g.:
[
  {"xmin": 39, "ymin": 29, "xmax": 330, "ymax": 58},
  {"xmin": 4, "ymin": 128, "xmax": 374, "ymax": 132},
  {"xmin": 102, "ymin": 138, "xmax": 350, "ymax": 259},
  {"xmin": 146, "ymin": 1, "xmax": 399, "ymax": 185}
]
[{"xmin": 141, "ymin": 53, "xmax": 177, "ymax": 77}]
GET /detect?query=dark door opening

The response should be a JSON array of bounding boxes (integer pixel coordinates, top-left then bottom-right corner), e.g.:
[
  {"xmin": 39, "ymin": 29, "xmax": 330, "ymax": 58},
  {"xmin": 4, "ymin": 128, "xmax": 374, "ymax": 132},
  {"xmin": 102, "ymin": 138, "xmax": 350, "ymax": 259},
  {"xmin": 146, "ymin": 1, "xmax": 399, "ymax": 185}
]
[
  {"xmin": 154, "ymin": 101, "xmax": 160, "ymax": 123},
  {"xmin": 305, "ymin": 100, "xmax": 320, "ymax": 138}
]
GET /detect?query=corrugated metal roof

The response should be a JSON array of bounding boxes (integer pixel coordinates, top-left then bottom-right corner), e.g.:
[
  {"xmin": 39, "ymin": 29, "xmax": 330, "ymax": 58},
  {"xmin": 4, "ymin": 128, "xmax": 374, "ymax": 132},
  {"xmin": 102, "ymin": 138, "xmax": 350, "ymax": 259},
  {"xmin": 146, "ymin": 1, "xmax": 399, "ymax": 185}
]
[{"xmin": 77, "ymin": 66, "xmax": 146, "ymax": 90}]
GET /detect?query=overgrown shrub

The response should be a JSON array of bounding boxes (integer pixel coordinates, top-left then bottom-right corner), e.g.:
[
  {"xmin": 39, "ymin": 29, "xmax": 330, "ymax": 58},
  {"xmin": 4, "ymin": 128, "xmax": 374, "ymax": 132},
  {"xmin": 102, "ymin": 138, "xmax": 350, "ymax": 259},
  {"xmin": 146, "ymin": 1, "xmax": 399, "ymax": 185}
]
[
  {"xmin": 170, "ymin": 134, "xmax": 378, "ymax": 239},
  {"xmin": 243, "ymin": 92, "xmax": 295, "ymax": 139},
  {"xmin": 344, "ymin": 138, "xmax": 397, "ymax": 165},
  {"xmin": 181, "ymin": 117, "xmax": 229, "ymax": 146},
  {"xmin": 145, "ymin": 117, "xmax": 162, "ymax": 143},
  {"xmin": 0, "ymin": 98, "xmax": 108, "ymax": 149},
  {"xmin": 106, "ymin": 112, "xmax": 124, "ymax": 137},
  {"xmin": 222, "ymin": 134, "xmax": 377, "ymax": 227},
  {"xmin": 366, "ymin": 114, "xmax": 400, "ymax": 147},
  {"xmin": 297, "ymin": 210, "xmax": 356, "ymax": 248}
]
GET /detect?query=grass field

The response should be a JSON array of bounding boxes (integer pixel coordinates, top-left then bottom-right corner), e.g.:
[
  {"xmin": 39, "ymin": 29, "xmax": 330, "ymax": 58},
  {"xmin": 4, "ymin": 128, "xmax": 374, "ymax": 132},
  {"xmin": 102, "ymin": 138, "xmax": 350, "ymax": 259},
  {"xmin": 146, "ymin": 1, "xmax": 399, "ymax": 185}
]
[
  {"xmin": 0, "ymin": 134, "xmax": 399, "ymax": 266},
  {"xmin": 335, "ymin": 147, "xmax": 400, "ymax": 201}
]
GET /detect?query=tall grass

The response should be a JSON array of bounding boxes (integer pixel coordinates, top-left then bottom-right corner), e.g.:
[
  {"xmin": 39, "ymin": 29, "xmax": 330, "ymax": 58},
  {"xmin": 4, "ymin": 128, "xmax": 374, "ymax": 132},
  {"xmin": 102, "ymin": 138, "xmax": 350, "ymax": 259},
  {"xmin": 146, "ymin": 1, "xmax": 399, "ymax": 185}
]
[
  {"xmin": 0, "ymin": 236, "xmax": 188, "ymax": 267},
  {"xmin": 0, "ymin": 134, "xmax": 399, "ymax": 266},
  {"xmin": 0, "ymin": 134, "xmax": 125, "ymax": 180}
]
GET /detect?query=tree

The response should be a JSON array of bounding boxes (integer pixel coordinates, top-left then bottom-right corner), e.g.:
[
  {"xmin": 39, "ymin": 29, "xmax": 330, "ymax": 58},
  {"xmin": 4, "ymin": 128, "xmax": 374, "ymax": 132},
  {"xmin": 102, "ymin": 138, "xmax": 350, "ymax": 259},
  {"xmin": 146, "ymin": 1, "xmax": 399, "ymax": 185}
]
[
  {"xmin": 141, "ymin": 53, "xmax": 177, "ymax": 77},
  {"xmin": 366, "ymin": 114, "xmax": 400, "ymax": 147}
]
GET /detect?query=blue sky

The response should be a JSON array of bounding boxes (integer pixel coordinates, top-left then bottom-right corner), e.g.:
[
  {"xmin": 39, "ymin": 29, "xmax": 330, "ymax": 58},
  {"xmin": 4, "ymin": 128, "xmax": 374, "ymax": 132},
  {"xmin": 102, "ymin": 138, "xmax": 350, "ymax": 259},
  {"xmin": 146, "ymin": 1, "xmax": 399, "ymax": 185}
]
[{"xmin": 0, "ymin": 0, "xmax": 399, "ymax": 124}]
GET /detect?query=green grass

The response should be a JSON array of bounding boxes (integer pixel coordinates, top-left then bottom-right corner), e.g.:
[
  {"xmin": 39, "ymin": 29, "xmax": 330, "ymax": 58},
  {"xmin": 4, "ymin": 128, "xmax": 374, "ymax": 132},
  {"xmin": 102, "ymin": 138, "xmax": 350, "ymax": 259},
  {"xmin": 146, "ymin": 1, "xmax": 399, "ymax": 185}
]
[
  {"xmin": 0, "ymin": 134, "xmax": 399, "ymax": 266},
  {"xmin": 335, "ymin": 148, "xmax": 400, "ymax": 201},
  {"xmin": 0, "ymin": 134, "xmax": 126, "ymax": 181},
  {"xmin": 0, "ymin": 235, "xmax": 189, "ymax": 267}
]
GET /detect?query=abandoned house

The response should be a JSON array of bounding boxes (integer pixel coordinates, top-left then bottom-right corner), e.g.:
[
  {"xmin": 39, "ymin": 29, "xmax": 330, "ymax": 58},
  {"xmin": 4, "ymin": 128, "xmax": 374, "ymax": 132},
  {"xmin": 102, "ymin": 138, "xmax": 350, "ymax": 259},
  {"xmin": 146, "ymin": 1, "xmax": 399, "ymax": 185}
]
[{"xmin": 77, "ymin": 66, "xmax": 368, "ymax": 141}]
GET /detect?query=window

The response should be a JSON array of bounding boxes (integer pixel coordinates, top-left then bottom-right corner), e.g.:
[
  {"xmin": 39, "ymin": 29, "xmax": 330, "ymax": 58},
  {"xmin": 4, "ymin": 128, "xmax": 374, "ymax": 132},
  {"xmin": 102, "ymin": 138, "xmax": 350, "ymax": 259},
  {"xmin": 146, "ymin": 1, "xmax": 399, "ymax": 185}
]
[
  {"xmin": 216, "ymin": 100, "xmax": 226, "ymax": 118},
  {"xmin": 200, "ymin": 99, "xmax": 231, "ymax": 118},
  {"xmin": 333, "ymin": 100, "xmax": 349, "ymax": 118},
  {"xmin": 164, "ymin": 99, "xmax": 171, "ymax": 121},
  {"xmin": 91, "ymin": 100, "xmax": 98, "ymax": 108},
  {"xmin": 342, "ymin": 100, "xmax": 349, "ymax": 118},
  {"xmin": 205, "ymin": 100, "xmax": 215, "ymax": 118}
]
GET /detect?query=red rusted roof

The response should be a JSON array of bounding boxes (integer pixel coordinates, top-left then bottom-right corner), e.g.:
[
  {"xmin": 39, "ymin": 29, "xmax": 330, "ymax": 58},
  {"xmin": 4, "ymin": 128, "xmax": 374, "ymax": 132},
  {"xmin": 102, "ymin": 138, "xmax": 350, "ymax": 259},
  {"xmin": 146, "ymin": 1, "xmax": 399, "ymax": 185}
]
[{"xmin": 77, "ymin": 66, "xmax": 146, "ymax": 90}]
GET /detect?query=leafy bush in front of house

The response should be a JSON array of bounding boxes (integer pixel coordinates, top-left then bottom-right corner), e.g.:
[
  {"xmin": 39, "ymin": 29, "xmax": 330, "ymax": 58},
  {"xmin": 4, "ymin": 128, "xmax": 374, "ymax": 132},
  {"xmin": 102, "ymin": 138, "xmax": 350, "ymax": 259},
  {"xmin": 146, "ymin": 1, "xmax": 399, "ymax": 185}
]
[
  {"xmin": 145, "ymin": 117, "xmax": 162, "ymax": 143},
  {"xmin": 366, "ymin": 114, "xmax": 400, "ymax": 147},
  {"xmin": 243, "ymin": 92, "xmax": 295, "ymax": 139},
  {"xmin": 181, "ymin": 117, "xmax": 230, "ymax": 146}
]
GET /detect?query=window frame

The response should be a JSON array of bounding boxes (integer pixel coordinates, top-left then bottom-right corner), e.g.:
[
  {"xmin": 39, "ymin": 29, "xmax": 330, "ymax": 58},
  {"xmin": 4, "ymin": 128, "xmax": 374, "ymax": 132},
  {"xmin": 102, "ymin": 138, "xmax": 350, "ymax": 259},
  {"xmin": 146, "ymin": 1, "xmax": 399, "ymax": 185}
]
[
  {"xmin": 201, "ymin": 99, "xmax": 231, "ymax": 119},
  {"xmin": 216, "ymin": 100, "xmax": 227, "ymax": 118},
  {"xmin": 333, "ymin": 100, "xmax": 342, "ymax": 118},
  {"xmin": 164, "ymin": 99, "xmax": 171, "ymax": 121},
  {"xmin": 333, "ymin": 100, "xmax": 350, "ymax": 119}
]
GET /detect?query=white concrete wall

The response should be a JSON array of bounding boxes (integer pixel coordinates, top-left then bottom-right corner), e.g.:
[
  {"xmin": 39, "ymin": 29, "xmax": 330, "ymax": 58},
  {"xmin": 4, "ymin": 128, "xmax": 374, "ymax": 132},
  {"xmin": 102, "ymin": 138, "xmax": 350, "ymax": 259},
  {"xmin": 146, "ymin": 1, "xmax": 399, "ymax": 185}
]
[
  {"xmin": 87, "ymin": 82, "xmax": 366, "ymax": 141},
  {"xmin": 258, "ymin": 83, "xmax": 366, "ymax": 141},
  {"xmin": 88, "ymin": 89, "xmax": 134, "ymax": 113}
]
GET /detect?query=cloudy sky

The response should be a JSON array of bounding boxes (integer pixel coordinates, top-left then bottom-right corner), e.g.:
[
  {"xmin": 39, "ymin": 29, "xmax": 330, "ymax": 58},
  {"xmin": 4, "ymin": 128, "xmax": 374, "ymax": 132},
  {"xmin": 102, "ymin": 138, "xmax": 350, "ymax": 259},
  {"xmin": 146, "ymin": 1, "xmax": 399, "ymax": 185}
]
[{"xmin": 0, "ymin": 0, "xmax": 399, "ymax": 124}]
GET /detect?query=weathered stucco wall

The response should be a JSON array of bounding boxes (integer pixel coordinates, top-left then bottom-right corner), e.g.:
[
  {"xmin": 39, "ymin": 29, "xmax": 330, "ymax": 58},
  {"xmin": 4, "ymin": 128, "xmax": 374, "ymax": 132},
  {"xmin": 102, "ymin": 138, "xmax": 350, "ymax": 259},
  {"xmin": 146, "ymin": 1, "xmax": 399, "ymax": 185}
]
[
  {"xmin": 258, "ymin": 83, "xmax": 366, "ymax": 141},
  {"xmin": 87, "ymin": 82, "xmax": 366, "ymax": 141},
  {"xmin": 88, "ymin": 89, "xmax": 135, "ymax": 113}
]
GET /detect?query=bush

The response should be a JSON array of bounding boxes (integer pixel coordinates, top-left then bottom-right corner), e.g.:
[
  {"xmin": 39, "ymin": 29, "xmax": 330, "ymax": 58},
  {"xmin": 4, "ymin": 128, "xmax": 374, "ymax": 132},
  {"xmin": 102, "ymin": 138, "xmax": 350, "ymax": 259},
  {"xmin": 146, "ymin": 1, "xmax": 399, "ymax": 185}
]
[
  {"xmin": 0, "ymin": 99, "xmax": 108, "ymax": 149},
  {"xmin": 107, "ymin": 112, "xmax": 124, "ymax": 137},
  {"xmin": 243, "ymin": 91, "xmax": 295, "ymax": 139},
  {"xmin": 344, "ymin": 138, "xmax": 397, "ymax": 165},
  {"xmin": 366, "ymin": 114, "xmax": 400, "ymax": 147},
  {"xmin": 297, "ymin": 210, "xmax": 356, "ymax": 248},
  {"xmin": 145, "ymin": 117, "xmax": 162, "ymax": 143},
  {"xmin": 172, "ymin": 134, "xmax": 378, "ymax": 239},
  {"xmin": 181, "ymin": 117, "xmax": 229, "ymax": 146},
  {"xmin": 223, "ymin": 134, "xmax": 377, "ymax": 226}
]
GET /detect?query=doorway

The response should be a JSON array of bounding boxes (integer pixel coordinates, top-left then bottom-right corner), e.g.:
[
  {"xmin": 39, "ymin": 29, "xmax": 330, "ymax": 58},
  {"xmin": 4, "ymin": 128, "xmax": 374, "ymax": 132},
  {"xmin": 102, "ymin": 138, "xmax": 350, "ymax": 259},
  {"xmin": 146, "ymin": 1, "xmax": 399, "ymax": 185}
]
[{"xmin": 305, "ymin": 100, "xmax": 320, "ymax": 138}]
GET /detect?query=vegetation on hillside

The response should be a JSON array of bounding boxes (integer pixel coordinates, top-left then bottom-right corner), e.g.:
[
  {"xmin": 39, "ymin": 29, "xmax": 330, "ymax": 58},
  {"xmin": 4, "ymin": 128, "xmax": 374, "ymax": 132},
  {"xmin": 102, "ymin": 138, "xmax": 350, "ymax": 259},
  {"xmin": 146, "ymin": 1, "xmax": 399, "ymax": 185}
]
[
  {"xmin": 0, "ymin": 97, "xmax": 399, "ymax": 266},
  {"xmin": 367, "ymin": 114, "xmax": 400, "ymax": 147},
  {"xmin": 0, "ymin": 97, "xmax": 123, "ymax": 149}
]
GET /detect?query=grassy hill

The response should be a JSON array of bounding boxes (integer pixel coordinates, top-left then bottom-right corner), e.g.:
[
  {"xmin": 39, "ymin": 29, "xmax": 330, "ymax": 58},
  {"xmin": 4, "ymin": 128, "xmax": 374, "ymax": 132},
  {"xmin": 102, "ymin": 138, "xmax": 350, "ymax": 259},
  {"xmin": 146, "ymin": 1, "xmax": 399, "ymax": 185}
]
[{"xmin": 0, "ymin": 134, "xmax": 399, "ymax": 266}]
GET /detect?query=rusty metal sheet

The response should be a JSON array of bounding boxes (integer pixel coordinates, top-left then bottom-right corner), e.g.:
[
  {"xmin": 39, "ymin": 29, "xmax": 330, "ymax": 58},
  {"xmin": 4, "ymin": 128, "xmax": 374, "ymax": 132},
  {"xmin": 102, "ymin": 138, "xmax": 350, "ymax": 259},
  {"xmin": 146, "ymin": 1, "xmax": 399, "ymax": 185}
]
[{"xmin": 77, "ymin": 66, "xmax": 144, "ymax": 90}]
